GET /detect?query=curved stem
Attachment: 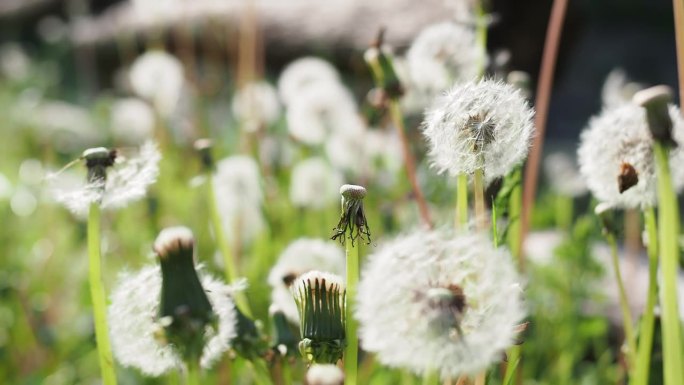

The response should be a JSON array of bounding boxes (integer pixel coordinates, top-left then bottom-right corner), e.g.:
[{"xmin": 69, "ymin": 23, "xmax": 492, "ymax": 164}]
[
  {"xmin": 344, "ymin": 236, "xmax": 360, "ymax": 385},
  {"xmin": 87, "ymin": 204, "xmax": 118, "ymax": 385},
  {"xmin": 630, "ymin": 207, "xmax": 659, "ymax": 385},
  {"xmin": 606, "ymin": 234, "xmax": 637, "ymax": 369}
]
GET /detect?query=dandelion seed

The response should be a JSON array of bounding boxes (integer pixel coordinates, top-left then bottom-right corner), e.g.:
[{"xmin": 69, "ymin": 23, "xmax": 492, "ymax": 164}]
[
  {"xmin": 49, "ymin": 141, "xmax": 161, "ymax": 217},
  {"xmin": 356, "ymin": 230, "xmax": 526, "ymax": 379},
  {"xmin": 110, "ymin": 98, "xmax": 155, "ymax": 145},
  {"xmin": 268, "ymin": 238, "xmax": 345, "ymax": 323},
  {"xmin": 129, "ymin": 50, "xmax": 184, "ymax": 117},
  {"xmin": 577, "ymin": 103, "xmax": 684, "ymax": 208},
  {"xmin": 232, "ymin": 80, "xmax": 281, "ymax": 133},
  {"xmin": 289, "ymin": 158, "xmax": 343, "ymax": 210},
  {"xmin": 422, "ymin": 79, "xmax": 535, "ymax": 181},
  {"xmin": 278, "ymin": 57, "xmax": 341, "ymax": 106}
]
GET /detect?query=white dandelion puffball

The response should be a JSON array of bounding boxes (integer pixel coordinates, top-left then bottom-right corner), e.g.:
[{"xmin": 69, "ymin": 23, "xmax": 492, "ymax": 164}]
[
  {"xmin": 50, "ymin": 141, "xmax": 161, "ymax": 217},
  {"xmin": 324, "ymin": 130, "xmax": 367, "ymax": 174},
  {"xmin": 289, "ymin": 158, "xmax": 343, "ymax": 209},
  {"xmin": 577, "ymin": 103, "xmax": 684, "ymax": 209},
  {"xmin": 286, "ymin": 82, "xmax": 363, "ymax": 145},
  {"xmin": 277, "ymin": 57, "xmax": 340, "ymax": 105},
  {"xmin": 601, "ymin": 69, "xmax": 643, "ymax": 110},
  {"xmin": 129, "ymin": 50, "xmax": 184, "ymax": 117},
  {"xmin": 422, "ymin": 79, "xmax": 535, "ymax": 180},
  {"xmin": 108, "ymin": 265, "xmax": 238, "ymax": 376},
  {"xmin": 0, "ymin": 43, "xmax": 30, "ymax": 81},
  {"xmin": 407, "ymin": 22, "xmax": 484, "ymax": 94},
  {"xmin": 268, "ymin": 238, "xmax": 345, "ymax": 323},
  {"xmin": 306, "ymin": 364, "xmax": 344, "ymax": 385},
  {"xmin": 231, "ymin": 81, "xmax": 281, "ymax": 133},
  {"xmin": 543, "ymin": 152, "xmax": 587, "ymax": 197},
  {"xmin": 110, "ymin": 98, "xmax": 155, "ymax": 145},
  {"xmin": 356, "ymin": 230, "xmax": 526, "ymax": 379}
]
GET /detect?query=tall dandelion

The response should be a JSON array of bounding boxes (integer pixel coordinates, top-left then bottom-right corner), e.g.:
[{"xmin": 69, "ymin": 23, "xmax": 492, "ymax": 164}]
[{"xmin": 356, "ymin": 230, "xmax": 526, "ymax": 380}]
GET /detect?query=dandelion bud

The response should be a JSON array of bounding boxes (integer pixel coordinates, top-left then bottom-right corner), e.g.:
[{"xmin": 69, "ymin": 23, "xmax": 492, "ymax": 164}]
[
  {"xmin": 332, "ymin": 185, "xmax": 371, "ymax": 246},
  {"xmin": 292, "ymin": 271, "xmax": 346, "ymax": 364},
  {"xmin": 633, "ymin": 85, "xmax": 677, "ymax": 146},
  {"xmin": 305, "ymin": 364, "xmax": 345, "ymax": 385},
  {"xmin": 82, "ymin": 147, "xmax": 116, "ymax": 185},
  {"xmin": 231, "ymin": 304, "xmax": 268, "ymax": 359},
  {"xmin": 594, "ymin": 202, "xmax": 619, "ymax": 237},
  {"xmin": 154, "ymin": 227, "xmax": 215, "ymax": 364},
  {"xmin": 364, "ymin": 32, "xmax": 403, "ymax": 99},
  {"xmin": 193, "ymin": 138, "xmax": 214, "ymax": 170},
  {"xmin": 269, "ymin": 305, "xmax": 298, "ymax": 357}
]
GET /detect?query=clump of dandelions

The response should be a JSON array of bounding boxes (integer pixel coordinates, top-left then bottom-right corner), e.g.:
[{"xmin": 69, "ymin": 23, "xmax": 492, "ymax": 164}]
[
  {"xmin": 421, "ymin": 79, "xmax": 535, "ymax": 181},
  {"xmin": 290, "ymin": 158, "xmax": 343, "ymax": 209},
  {"xmin": 129, "ymin": 50, "xmax": 185, "ymax": 117},
  {"xmin": 268, "ymin": 238, "xmax": 345, "ymax": 323},
  {"xmin": 108, "ymin": 227, "xmax": 238, "ymax": 376},
  {"xmin": 406, "ymin": 21, "xmax": 484, "ymax": 95},
  {"xmin": 305, "ymin": 364, "xmax": 345, "ymax": 385},
  {"xmin": 232, "ymin": 80, "xmax": 281, "ymax": 133},
  {"xmin": 277, "ymin": 57, "xmax": 341, "ymax": 106},
  {"xmin": 577, "ymin": 102, "xmax": 684, "ymax": 209},
  {"xmin": 48, "ymin": 141, "xmax": 161, "ymax": 217},
  {"xmin": 356, "ymin": 230, "xmax": 526, "ymax": 379}
]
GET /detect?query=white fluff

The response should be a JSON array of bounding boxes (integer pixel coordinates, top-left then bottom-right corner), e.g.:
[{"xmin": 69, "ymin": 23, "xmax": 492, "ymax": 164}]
[
  {"xmin": 356, "ymin": 230, "xmax": 526, "ymax": 379},
  {"xmin": 289, "ymin": 158, "xmax": 343, "ymax": 209},
  {"xmin": 232, "ymin": 80, "xmax": 281, "ymax": 133},
  {"xmin": 601, "ymin": 69, "xmax": 643, "ymax": 110},
  {"xmin": 110, "ymin": 98, "xmax": 155, "ymax": 145},
  {"xmin": 129, "ymin": 50, "xmax": 184, "ymax": 117},
  {"xmin": 305, "ymin": 364, "xmax": 344, "ymax": 385},
  {"xmin": 277, "ymin": 57, "xmax": 340, "ymax": 106},
  {"xmin": 543, "ymin": 152, "xmax": 587, "ymax": 197}
]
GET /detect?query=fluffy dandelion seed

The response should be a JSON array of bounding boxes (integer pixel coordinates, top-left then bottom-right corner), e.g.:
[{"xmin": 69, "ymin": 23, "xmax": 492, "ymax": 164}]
[
  {"xmin": 543, "ymin": 152, "xmax": 587, "ymax": 197},
  {"xmin": 232, "ymin": 80, "xmax": 281, "ymax": 133},
  {"xmin": 331, "ymin": 185, "xmax": 371, "ymax": 246},
  {"xmin": 268, "ymin": 238, "xmax": 345, "ymax": 323},
  {"xmin": 110, "ymin": 98, "xmax": 155, "ymax": 145},
  {"xmin": 577, "ymin": 103, "xmax": 684, "ymax": 208},
  {"xmin": 406, "ymin": 22, "xmax": 484, "ymax": 95},
  {"xmin": 356, "ymin": 230, "xmax": 526, "ymax": 379},
  {"xmin": 292, "ymin": 271, "xmax": 346, "ymax": 364},
  {"xmin": 422, "ymin": 79, "xmax": 535, "ymax": 181},
  {"xmin": 278, "ymin": 57, "xmax": 341, "ymax": 105},
  {"xmin": 306, "ymin": 364, "xmax": 345, "ymax": 385},
  {"xmin": 286, "ymin": 82, "xmax": 363, "ymax": 145},
  {"xmin": 49, "ymin": 141, "xmax": 161, "ymax": 217},
  {"xmin": 129, "ymin": 50, "xmax": 184, "ymax": 117},
  {"xmin": 290, "ymin": 158, "xmax": 343, "ymax": 210}
]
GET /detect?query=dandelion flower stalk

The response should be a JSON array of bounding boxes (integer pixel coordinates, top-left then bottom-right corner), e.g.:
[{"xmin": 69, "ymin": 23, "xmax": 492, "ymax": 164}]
[
  {"xmin": 634, "ymin": 86, "xmax": 684, "ymax": 385},
  {"xmin": 630, "ymin": 207, "xmax": 659, "ymax": 385},
  {"xmin": 84, "ymin": 148, "xmax": 118, "ymax": 385},
  {"xmin": 456, "ymin": 173, "xmax": 469, "ymax": 228},
  {"xmin": 194, "ymin": 139, "xmax": 252, "ymax": 317}
]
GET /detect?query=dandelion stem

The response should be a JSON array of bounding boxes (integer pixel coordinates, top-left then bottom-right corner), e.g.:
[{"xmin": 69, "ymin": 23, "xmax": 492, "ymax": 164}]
[
  {"xmin": 456, "ymin": 173, "xmax": 469, "ymax": 229},
  {"xmin": 344, "ymin": 235, "xmax": 360, "ymax": 385},
  {"xmin": 87, "ymin": 203, "xmax": 118, "ymax": 385},
  {"xmin": 388, "ymin": 100, "xmax": 433, "ymax": 228},
  {"xmin": 520, "ymin": 0, "xmax": 569, "ymax": 268},
  {"xmin": 503, "ymin": 183, "xmax": 523, "ymax": 383},
  {"xmin": 206, "ymin": 175, "xmax": 253, "ymax": 317},
  {"xmin": 250, "ymin": 359, "xmax": 274, "ymax": 385},
  {"xmin": 280, "ymin": 358, "xmax": 292, "ymax": 385},
  {"xmin": 606, "ymin": 233, "xmax": 637, "ymax": 369},
  {"xmin": 672, "ymin": 0, "xmax": 684, "ymax": 108},
  {"xmin": 630, "ymin": 207, "xmax": 659, "ymax": 385},
  {"xmin": 653, "ymin": 142, "xmax": 684, "ymax": 385},
  {"xmin": 473, "ymin": 168, "xmax": 487, "ymax": 231},
  {"xmin": 474, "ymin": 372, "xmax": 486, "ymax": 385},
  {"xmin": 185, "ymin": 360, "xmax": 201, "ymax": 385},
  {"xmin": 555, "ymin": 195, "xmax": 573, "ymax": 230},
  {"xmin": 422, "ymin": 370, "xmax": 439, "ymax": 385}
]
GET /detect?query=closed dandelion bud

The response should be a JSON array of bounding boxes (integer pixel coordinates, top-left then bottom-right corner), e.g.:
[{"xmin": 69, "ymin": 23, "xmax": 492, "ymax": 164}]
[
  {"xmin": 292, "ymin": 271, "xmax": 346, "ymax": 364},
  {"xmin": 331, "ymin": 185, "xmax": 371, "ymax": 246},
  {"xmin": 305, "ymin": 364, "xmax": 345, "ymax": 385},
  {"xmin": 193, "ymin": 138, "xmax": 214, "ymax": 171},
  {"xmin": 633, "ymin": 85, "xmax": 677, "ymax": 147},
  {"xmin": 83, "ymin": 147, "xmax": 117, "ymax": 192},
  {"xmin": 155, "ymin": 227, "xmax": 215, "ymax": 364},
  {"xmin": 231, "ymin": 304, "xmax": 268, "ymax": 359},
  {"xmin": 269, "ymin": 305, "xmax": 299, "ymax": 357},
  {"xmin": 364, "ymin": 34, "xmax": 403, "ymax": 99}
]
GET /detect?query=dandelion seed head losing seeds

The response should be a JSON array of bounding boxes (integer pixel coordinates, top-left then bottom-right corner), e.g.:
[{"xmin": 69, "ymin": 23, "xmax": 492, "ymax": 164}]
[
  {"xmin": 543, "ymin": 152, "xmax": 587, "ymax": 197},
  {"xmin": 290, "ymin": 158, "xmax": 343, "ymax": 210},
  {"xmin": 305, "ymin": 364, "xmax": 345, "ymax": 385},
  {"xmin": 277, "ymin": 57, "xmax": 341, "ymax": 105},
  {"xmin": 110, "ymin": 97, "xmax": 155, "ymax": 145},
  {"xmin": 422, "ymin": 79, "xmax": 535, "ymax": 180},
  {"xmin": 601, "ymin": 69, "xmax": 643, "ymax": 110},
  {"xmin": 129, "ymin": 50, "xmax": 184, "ymax": 117},
  {"xmin": 50, "ymin": 141, "xmax": 161, "ymax": 217},
  {"xmin": 406, "ymin": 22, "xmax": 484, "ymax": 94},
  {"xmin": 577, "ymin": 103, "xmax": 684, "ymax": 208},
  {"xmin": 286, "ymin": 82, "xmax": 363, "ymax": 145},
  {"xmin": 108, "ymin": 265, "xmax": 238, "ymax": 376},
  {"xmin": 231, "ymin": 80, "xmax": 281, "ymax": 133},
  {"xmin": 331, "ymin": 184, "xmax": 371, "ymax": 246},
  {"xmin": 268, "ymin": 238, "xmax": 345, "ymax": 323},
  {"xmin": 356, "ymin": 230, "xmax": 526, "ymax": 379}
]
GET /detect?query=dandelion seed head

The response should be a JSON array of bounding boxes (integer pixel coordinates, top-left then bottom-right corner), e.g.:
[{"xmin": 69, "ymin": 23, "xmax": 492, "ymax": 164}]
[
  {"xmin": 577, "ymin": 103, "xmax": 684, "ymax": 208},
  {"xmin": 543, "ymin": 152, "xmax": 587, "ymax": 197},
  {"xmin": 278, "ymin": 57, "xmax": 340, "ymax": 105},
  {"xmin": 324, "ymin": 129, "xmax": 367, "ymax": 174},
  {"xmin": 129, "ymin": 50, "xmax": 184, "ymax": 117},
  {"xmin": 305, "ymin": 364, "xmax": 345, "ymax": 385},
  {"xmin": 0, "ymin": 43, "xmax": 30, "ymax": 81},
  {"xmin": 289, "ymin": 158, "xmax": 343, "ymax": 209},
  {"xmin": 422, "ymin": 79, "xmax": 535, "ymax": 180},
  {"xmin": 232, "ymin": 81, "xmax": 281, "ymax": 133},
  {"xmin": 108, "ymin": 265, "xmax": 238, "ymax": 376},
  {"xmin": 214, "ymin": 155, "xmax": 263, "ymax": 208},
  {"xmin": 356, "ymin": 230, "xmax": 526, "ymax": 379},
  {"xmin": 269, "ymin": 239, "xmax": 345, "ymax": 323},
  {"xmin": 110, "ymin": 98, "xmax": 155, "ymax": 145},
  {"xmin": 406, "ymin": 22, "xmax": 484, "ymax": 94}
]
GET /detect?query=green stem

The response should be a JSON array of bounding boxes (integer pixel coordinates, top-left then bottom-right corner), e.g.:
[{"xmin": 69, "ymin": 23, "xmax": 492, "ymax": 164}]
[
  {"xmin": 502, "ymin": 348, "xmax": 521, "ymax": 385},
  {"xmin": 653, "ymin": 142, "xmax": 684, "ymax": 385},
  {"xmin": 250, "ymin": 359, "xmax": 274, "ymax": 385},
  {"xmin": 631, "ymin": 207, "xmax": 659, "ymax": 385},
  {"xmin": 473, "ymin": 168, "xmax": 486, "ymax": 231},
  {"xmin": 503, "ymin": 183, "xmax": 522, "ymax": 383},
  {"xmin": 281, "ymin": 357, "xmax": 292, "ymax": 385},
  {"xmin": 87, "ymin": 204, "xmax": 118, "ymax": 385},
  {"xmin": 456, "ymin": 173, "xmax": 469, "ymax": 229},
  {"xmin": 422, "ymin": 370, "xmax": 439, "ymax": 385},
  {"xmin": 344, "ymin": 236, "xmax": 360, "ymax": 385},
  {"xmin": 185, "ymin": 360, "xmax": 201, "ymax": 385},
  {"xmin": 555, "ymin": 195, "xmax": 573, "ymax": 230},
  {"xmin": 606, "ymin": 234, "xmax": 637, "ymax": 368},
  {"xmin": 206, "ymin": 175, "xmax": 253, "ymax": 317}
]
